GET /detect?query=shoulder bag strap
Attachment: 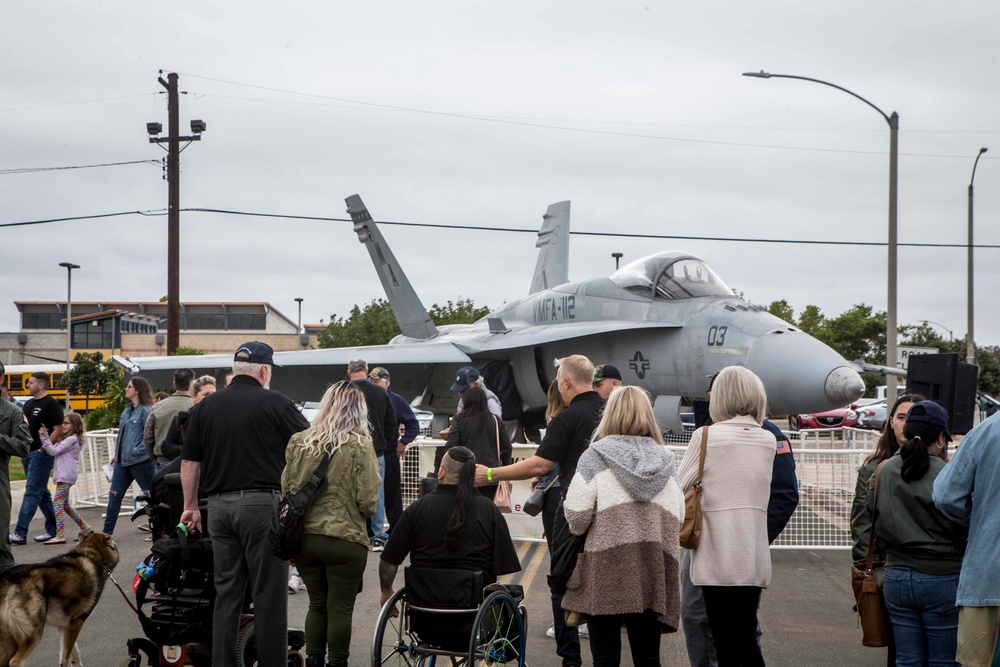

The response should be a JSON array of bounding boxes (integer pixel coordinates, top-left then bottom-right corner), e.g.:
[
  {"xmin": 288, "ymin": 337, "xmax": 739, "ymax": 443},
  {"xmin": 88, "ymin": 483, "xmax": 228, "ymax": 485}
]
[
  {"xmin": 494, "ymin": 415, "xmax": 502, "ymax": 468},
  {"xmin": 695, "ymin": 425, "xmax": 709, "ymax": 490},
  {"xmin": 865, "ymin": 460, "xmax": 886, "ymax": 575}
]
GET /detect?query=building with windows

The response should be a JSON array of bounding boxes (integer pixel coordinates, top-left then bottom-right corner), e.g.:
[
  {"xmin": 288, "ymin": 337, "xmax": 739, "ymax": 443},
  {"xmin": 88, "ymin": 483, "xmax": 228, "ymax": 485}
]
[{"xmin": 0, "ymin": 301, "xmax": 320, "ymax": 365}]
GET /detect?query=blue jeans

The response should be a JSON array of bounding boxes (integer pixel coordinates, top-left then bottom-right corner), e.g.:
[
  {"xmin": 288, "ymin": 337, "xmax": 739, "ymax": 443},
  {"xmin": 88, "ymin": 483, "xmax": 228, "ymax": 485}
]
[
  {"xmin": 103, "ymin": 458, "xmax": 156, "ymax": 534},
  {"xmin": 370, "ymin": 455, "xmax": 388, "ymax": 543},
  {"xmin": 883, "ymin": 566, "xmax": 960, "ymax": 667},
  {"xmin": 15, "ymin": 450, "xmax": 57, "ymax": 537}
]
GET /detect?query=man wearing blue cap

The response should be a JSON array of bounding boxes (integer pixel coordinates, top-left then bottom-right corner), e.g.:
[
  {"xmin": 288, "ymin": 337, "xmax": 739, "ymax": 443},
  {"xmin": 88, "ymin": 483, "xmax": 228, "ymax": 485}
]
[{"xmin": 181, "ymin": 342, "xmax": 310, "ymax": 667}]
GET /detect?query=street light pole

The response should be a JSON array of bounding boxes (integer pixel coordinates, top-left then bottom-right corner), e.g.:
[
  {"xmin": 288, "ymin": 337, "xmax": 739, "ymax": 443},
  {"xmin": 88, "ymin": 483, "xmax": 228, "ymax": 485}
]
[
  {"xmin": 58, "ymin": 262, "xmax": 80, "ymax": 411},
  {"xmin": 295, "ymin": 297, "xmax": 304, "ymax": 334},
  {"xmin": 919, "ymin": 319, "xmax": 953, "ymax": 343},
  {"xmin": 744, "ymin": 71, "xmax": 899, "ymax": 397},
  {"xmin": 968, "ymin": 147, "xmax": 988, "ymax": 366}
]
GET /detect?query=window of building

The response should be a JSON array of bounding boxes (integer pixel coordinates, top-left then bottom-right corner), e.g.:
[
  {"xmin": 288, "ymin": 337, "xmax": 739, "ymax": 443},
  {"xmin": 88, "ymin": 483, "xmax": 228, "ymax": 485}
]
[
  {"xmin": 72, "ymin": 319, "xmax": 114, "ymax": 349},
  {"xmin": 22, "ymin": 313, "xmax": 65, "ymax": 329}
]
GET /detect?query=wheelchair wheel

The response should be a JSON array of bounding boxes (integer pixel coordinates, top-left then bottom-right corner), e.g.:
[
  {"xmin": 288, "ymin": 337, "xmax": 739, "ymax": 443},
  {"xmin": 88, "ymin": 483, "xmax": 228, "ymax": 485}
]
[
  {"xmin": 371, "ymin": 589, "xmax": 436, "ymax": 667},
  {"xmin": 236, "ymin": 618, "xmax": 257, "ymax": 666},
  {"xmin": 469, "ymin": 591, "xmax": 525, "ymax": 666}
]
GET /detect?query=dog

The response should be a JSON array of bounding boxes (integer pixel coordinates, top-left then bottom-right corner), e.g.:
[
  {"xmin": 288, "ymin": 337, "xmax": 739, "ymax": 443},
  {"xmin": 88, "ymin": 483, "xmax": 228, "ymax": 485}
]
[{"xmin": 0, "ymin": 532, "xmax": 119, "ymax": 667}]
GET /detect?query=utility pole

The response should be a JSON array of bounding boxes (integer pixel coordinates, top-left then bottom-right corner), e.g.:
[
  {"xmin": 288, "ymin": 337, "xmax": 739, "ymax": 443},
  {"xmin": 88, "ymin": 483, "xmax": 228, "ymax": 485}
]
[{"xmin": 148, "ymin": 72, "xmax": 206, "ymax": 355}]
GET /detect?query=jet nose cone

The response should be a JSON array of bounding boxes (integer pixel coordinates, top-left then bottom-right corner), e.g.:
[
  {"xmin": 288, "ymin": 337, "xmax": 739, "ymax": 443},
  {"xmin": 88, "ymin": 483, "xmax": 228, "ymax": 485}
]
[
  {"xmin": 825, "ymin": 366, "xmax": 866, "ymax": 407},
  {"xmin": 746, "ymin": 330, "xmax": 866, "ymax": 414}
]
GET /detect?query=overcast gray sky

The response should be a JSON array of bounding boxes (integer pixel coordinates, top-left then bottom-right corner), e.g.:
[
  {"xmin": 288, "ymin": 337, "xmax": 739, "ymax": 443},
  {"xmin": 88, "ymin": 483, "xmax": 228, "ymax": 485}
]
[{"xmin": 2, "ymin": 1, "xmax": 998, "ymax": 347}]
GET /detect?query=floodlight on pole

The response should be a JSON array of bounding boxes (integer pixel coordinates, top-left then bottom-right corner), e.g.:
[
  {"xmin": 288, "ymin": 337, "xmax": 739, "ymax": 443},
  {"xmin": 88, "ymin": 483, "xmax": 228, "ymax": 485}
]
[
  {"xmin": 743, "ymin": 70, "xmax": 899, "ymax": 395},
  {"xmin": 967, "ymin": 147, "xmax": 988, "ymax": 366},
  {"xmin": 58, "ymin": 262, "xmax": 80, "ymax": 410}
]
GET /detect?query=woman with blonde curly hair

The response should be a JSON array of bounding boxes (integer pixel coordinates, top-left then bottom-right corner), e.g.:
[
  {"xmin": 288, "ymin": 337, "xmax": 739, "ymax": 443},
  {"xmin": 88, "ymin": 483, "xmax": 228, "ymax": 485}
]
[{"xmin": 281, "ymin": 381, "xmax": 381, "ymax": 667}]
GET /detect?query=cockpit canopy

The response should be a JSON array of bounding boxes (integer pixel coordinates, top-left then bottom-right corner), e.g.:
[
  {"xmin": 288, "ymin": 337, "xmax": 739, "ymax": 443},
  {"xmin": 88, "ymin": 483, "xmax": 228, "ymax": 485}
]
[{"xmin": 609, "ymin": 252, "xmax": 733, "ymax": 299}]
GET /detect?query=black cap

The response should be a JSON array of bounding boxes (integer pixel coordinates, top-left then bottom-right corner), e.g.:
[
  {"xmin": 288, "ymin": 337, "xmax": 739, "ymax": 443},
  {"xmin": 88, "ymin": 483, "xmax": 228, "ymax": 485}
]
[
  {"xmin": 906, "ymin": 400, "xmax": 952, "ymax": 441},
  {"xmin": 593, "ymin": 364, "xmax": 622, "ymax": 383},
  {"xmin": 450, "ymin": 366, "xmax": 480, "ymax": 392},
  {"xmin": 234, "ymin": 341, "xmax": 279, "ymax": 366}
]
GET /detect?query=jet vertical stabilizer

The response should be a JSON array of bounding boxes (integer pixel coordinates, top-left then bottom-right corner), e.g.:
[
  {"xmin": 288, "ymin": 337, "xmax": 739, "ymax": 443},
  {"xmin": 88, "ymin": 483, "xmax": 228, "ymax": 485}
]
[
  {"xmin": 346, "ymin": 194, "xmax": 439, "ymax": 340},
  {"xmin": 528, "ymin": 201, "xmax": 571, "ymax": 295}
]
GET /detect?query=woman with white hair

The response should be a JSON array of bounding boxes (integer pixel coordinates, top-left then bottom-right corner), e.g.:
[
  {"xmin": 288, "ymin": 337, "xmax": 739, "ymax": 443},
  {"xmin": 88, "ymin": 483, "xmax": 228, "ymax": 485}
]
[
  {"xmin": 281, "ymin": 381, "xmax": 381, "ymax": 667},
  {"xmin": 676, "ymin": 365, "xmax": 775, "ymax": 667}
]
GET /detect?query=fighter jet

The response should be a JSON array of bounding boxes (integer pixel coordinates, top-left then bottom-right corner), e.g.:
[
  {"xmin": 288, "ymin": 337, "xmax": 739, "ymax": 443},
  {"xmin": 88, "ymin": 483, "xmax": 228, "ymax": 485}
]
[{"xmin": 116, "ymin": 195, "xmax": 865, "ymax": 432}]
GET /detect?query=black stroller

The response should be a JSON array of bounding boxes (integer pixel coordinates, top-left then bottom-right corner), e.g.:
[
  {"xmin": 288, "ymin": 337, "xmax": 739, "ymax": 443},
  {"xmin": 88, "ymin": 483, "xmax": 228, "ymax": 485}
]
[{"xmin": 122, "ymin": 463, "xmax": 306, "ymax": 667}]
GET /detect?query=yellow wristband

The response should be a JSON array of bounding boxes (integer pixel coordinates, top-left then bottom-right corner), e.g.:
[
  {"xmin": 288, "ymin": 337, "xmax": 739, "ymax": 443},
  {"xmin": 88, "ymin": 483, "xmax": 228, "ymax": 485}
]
[{"xmin": 486, "ymin": 468, "xmax": 493, "ymax": 483}]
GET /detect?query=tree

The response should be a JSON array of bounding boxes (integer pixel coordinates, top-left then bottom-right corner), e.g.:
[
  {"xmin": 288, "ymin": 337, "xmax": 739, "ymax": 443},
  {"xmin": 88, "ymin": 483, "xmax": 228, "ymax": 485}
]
[
  {"xmin": 173, "ymin": 346, "xmax": 205, "ymax": 356},
  {"xmin": 318, "ymin": 298, "xmax": 492, "ymax": 348},
  {"xmin": 428, "ymin": 299, "xmax": 491, "ymax": 325},
  {"xmin": 796, "ymin": 305, "xmax": 825, "ymax": 336},
  {"xmin": 767, "ymin": 299, "xmax": 794, "ymax": 324},
  {"xmin": 318, "ymin": 299, "xmax": 401, "ymax": 348},
  {"xmin": 60, "ymin": 352, "xmax": 122, "ymax": 413}
]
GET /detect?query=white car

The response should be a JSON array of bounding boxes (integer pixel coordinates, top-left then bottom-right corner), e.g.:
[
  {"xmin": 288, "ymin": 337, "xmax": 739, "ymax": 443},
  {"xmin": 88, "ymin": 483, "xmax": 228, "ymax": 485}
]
[{"xmin": 299, "ymin": 401, "xmax": 321, "ymax": 423}]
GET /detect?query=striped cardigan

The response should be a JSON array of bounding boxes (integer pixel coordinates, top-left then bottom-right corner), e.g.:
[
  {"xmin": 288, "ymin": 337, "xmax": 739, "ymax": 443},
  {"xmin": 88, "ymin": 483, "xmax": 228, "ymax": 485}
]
[{"xmin": 562, "ymin": 435, "xmax": 684, "ymax": 631}]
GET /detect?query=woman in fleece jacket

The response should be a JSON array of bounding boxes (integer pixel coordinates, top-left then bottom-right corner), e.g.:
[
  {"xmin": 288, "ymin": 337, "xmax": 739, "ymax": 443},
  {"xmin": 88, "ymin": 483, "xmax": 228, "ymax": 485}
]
[{"xmin": 563, "ymin": 385, "xmax": 684, "ymax": 667}]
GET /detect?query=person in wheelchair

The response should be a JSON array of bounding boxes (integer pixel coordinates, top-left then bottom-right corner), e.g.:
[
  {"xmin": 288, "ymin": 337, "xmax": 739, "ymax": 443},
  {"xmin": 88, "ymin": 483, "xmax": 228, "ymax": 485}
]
[{"xmin": 378, "ymin": 446, "xmax": 521, "ymax": 648}]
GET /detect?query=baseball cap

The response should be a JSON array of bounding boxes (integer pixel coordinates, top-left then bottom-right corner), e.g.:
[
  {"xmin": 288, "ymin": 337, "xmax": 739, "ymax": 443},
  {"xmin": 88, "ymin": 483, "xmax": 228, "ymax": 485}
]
[
  {"xmin": 234, "ymin": 341, "xmax": 279, "ymax": 366},
  {"xmin": 369, "ymin": 367, "xmax": 391, "ymax": 381},
  {"xmin": 593, "ymin": 364, "xmax": 623, "ymax": 383},
  {"xmin": 450, "ymin": 366, "xmax": 481, "ymax": 392},
  {"xmin": 905, "ymin": 400, "xmax": 952, "ymax": 441}
]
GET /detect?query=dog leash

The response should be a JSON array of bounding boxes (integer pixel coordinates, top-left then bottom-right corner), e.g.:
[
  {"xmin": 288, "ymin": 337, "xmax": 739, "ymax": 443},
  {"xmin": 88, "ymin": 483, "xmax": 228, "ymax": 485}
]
[{"xmin": 108, "ymin": 571, "xmax": 140, "ymax": 615}]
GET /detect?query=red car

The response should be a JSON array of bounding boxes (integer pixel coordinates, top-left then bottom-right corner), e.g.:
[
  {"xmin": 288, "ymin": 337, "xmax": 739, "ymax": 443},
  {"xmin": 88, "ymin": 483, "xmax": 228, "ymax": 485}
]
[{"xmin": 790, "ymin": 406, "xmax": 858, "ymax": 430}]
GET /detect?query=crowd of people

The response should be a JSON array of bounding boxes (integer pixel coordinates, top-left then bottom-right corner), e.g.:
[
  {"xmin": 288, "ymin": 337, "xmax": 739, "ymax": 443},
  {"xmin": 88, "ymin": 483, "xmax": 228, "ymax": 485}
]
[{"xmin": 2, "ymin": 345, "xmax": 999, "ymax": 667}]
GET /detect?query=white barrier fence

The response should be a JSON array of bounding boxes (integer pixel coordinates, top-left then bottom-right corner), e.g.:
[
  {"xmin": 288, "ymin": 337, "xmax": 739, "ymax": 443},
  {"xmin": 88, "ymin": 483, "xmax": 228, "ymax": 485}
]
[
  {"xmin": 401, "ymin": 439, "xmax": 866, "ymax": 549},
  {"xmin": 71, "ymin": 430, "xmax": 867, "ymax": 548}
]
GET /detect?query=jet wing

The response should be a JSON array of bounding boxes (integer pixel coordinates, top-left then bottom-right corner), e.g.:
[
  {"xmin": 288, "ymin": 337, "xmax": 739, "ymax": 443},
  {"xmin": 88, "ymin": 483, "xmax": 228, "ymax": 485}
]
[
  {"xmin": 452, "ymin": 320, "xmax": 682, "ymax": 354},
  {"xmin": 112, "ymin": 342, "xmax": 471, "ymax": 402}
]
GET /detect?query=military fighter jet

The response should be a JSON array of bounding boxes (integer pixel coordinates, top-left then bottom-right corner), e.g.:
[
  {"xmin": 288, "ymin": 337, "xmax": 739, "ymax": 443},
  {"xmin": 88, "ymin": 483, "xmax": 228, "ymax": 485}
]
[{"xmin": 116, "ymin": 195, "xmax": 866, "ymax": 432}]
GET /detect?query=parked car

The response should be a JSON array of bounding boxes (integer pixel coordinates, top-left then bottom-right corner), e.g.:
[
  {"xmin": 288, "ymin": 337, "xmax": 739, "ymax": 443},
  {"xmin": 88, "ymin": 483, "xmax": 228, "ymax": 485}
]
[
  {"xmin": 856, "ymin": 400, "xmax": 889, "ymax": 431},
  {"xmin": 299, "ymin": 401, "xmax": 321, "ymax": 423},
  {"xmin": 790, "ymin": 406, "xmax": 858, "ymax": 430}
]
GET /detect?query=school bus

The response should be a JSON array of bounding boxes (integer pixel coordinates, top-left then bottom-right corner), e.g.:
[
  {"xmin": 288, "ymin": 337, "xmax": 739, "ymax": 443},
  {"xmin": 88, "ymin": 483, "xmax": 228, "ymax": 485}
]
[{"xmin": 1, "ymin": 364, "xmax": 108, "ymax": 412}]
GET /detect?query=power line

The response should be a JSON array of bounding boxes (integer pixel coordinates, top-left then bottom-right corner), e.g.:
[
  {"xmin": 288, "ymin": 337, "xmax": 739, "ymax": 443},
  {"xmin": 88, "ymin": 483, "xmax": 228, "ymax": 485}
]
[
  {"xmin": 0, "ymin": 93, "xmax": 153, "ymax": 113},
  {"xmin": 178, "ymin": 72, "xmax": 994, "ymax": 159},
  {"xmin": 6, "ymin": 205, "xmax": 995, "ymax": 249},
  {"xmin": 0, "ymin": 210, "xmax": 165, "ymax": 229},
  {"xmin": 0, "ymin": 160, "xmax": 161, "ymax": 175}
]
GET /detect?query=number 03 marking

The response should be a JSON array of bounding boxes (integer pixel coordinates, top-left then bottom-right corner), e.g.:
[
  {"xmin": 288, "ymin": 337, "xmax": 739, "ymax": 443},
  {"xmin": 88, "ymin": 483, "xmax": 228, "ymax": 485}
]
[{"xmin": 707, "ymin": 325, "xmax": 728, "ymax": 347}]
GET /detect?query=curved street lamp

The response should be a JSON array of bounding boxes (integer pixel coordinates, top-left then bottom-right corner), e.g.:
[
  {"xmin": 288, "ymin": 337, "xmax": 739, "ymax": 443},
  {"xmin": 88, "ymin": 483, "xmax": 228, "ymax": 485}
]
[
  {"xmin": 968, "ymin": 147, "xmax": 988, "ymax": 366},
  {"xmin": 919, "ymin": 319, "xmax": 953, "ymax": 343},
  {"xmin": 744, "ymin": 70, "xmax": 899, "ymax": 394}
]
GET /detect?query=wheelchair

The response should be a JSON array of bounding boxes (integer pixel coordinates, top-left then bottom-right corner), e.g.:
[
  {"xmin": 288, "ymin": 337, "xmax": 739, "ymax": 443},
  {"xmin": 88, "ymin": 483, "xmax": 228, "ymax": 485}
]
[{"xmin": 371, "ymin": 567, "xmax": 528, "ymax": 666}]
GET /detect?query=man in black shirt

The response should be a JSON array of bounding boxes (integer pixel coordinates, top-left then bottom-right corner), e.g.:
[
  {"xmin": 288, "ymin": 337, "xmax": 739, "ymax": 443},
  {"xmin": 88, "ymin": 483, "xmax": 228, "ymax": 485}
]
[
  {"xmin": 474, "ymin": 354, "xmax": 603, "ymax": 667},
  {"xmin": 181, "ymin": 342, "xmax": 309, "ymax": 667},
  {"xmin": 347, "ymin": 358, "xmax": 398, "ymax": 552},
  {"xmin": 0, "ymin": 362, "xmax": 31, "ymax": 571},
  {"xmin": 11, "ymin": 372, "xmax": 63, "ymax": 545}
]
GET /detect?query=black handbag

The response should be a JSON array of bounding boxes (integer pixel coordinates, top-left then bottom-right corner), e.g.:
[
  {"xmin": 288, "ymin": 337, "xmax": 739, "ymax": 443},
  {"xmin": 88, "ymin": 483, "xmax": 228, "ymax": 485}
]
[
  {"xmin": 269, "ymin": 451, "xmax": 334, "ymax": 560},
  {"xmin": 546, "ymin": 515, "xmax": 587, "ymax": 595}
]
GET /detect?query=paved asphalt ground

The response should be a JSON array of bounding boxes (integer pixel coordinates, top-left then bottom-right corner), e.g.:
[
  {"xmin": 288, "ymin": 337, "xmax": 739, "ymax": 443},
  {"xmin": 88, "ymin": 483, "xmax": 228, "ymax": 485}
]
[{"xmin": 8, "ymin": 486, "xmax": 888, "ymax": 666}]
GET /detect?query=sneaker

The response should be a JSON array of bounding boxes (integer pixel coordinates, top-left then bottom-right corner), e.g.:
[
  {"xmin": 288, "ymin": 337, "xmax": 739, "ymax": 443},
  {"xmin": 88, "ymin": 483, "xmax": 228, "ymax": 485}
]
[
  {"xmin": 288, "ymin": 574, "xmax": 304, "ymax": 594},
  {"xmin": 33, "ymin": 533, "xmax": 54, "ymax": 543},
  {"xmin": 370, "ymin": 539, "xmax": 386, "ymax": 552},
  {"xmin": 8, "ymin": 532, "xmax": 26, "ymax": 546},
  {"xmin": 545, "ymin": 624, "xmax": 589, "ymax": 639}
]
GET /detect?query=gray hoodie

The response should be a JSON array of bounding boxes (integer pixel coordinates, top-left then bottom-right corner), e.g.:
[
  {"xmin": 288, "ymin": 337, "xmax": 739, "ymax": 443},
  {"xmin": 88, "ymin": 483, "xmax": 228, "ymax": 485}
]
[{"xmin": 583, "ymin": 434, "xmax": 676, "ymax": 502}]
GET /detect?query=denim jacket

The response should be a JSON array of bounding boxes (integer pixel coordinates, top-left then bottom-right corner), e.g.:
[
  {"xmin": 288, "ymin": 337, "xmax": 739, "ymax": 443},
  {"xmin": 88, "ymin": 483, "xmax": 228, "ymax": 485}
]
[
  {"xmin": 117, "ymin": 403, "xmax": 151, "ymax": 467},
  {"xmin": 933, "ymin": 412, "xmax": 1000, "ymax": 606}
]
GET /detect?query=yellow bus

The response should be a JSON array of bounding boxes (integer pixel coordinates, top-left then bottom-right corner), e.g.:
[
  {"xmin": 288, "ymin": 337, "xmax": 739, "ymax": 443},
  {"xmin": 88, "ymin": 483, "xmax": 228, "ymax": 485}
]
[{"xmin": 2, "ymin": 364, "xmax": 108, "ymax": 412}]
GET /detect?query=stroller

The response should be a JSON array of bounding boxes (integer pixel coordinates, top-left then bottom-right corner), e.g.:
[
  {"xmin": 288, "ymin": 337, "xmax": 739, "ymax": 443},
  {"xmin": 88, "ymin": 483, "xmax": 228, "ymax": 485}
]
[{"xmin": 122, "ymin": 463, "xmax": 306, "ymax": 667}]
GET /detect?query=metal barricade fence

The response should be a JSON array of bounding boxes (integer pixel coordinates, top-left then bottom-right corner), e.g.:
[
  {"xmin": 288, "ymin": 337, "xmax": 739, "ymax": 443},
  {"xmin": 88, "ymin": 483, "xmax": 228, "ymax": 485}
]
[
  {"xmin": 400, "ymin": 439, "xmax": 867, "ymax": 549},
  {"xmin": 71, "ymin": 428, "xmax": 139, "ymax": 512}
]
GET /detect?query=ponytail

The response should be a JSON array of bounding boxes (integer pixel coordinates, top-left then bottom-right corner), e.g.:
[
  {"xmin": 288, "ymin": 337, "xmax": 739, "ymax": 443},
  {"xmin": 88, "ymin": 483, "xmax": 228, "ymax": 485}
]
[
  {"xmin": 900, "ymin": 421, "xmax": 942, "ymax": 482},
  {"xmin": 441, "ymin": 446, "xmax": 478, "ymax": 551}
]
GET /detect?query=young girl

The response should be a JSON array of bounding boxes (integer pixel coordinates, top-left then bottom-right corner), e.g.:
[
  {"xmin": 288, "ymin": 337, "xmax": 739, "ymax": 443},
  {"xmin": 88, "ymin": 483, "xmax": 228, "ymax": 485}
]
[{"xmin": 39, "ymin": 413, "xmax": 93, "ymax": 545}]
